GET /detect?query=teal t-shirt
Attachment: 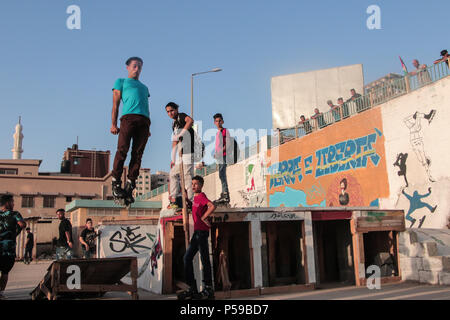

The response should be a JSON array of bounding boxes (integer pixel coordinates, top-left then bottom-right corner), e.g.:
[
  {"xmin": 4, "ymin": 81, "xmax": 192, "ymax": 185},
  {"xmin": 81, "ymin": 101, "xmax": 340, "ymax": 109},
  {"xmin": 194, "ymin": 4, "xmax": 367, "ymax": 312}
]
[{"xmin": 113, "ymin": 78, "xmax": 150, "ymax": 119}]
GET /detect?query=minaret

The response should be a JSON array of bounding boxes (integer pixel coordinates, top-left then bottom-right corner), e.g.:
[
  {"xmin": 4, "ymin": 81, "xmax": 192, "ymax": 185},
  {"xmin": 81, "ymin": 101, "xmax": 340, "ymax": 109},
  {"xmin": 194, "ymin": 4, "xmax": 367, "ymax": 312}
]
[{"xmin": 12, "ymin": 116, "xmax": 24, "ymax": 160}]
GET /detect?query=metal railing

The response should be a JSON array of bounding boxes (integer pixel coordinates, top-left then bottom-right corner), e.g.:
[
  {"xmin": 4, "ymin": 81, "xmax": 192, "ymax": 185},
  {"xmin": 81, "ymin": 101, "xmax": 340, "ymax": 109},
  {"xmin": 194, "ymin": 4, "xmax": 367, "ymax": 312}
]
[{"xmin": 279, "ymin": 60, "xmax": 450, "ymax": 145}]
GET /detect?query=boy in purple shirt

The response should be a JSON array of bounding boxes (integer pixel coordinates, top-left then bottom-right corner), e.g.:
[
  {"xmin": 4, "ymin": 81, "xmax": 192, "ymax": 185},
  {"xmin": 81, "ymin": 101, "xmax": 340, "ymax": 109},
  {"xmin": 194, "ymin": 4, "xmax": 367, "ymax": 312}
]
[{"xmin": 179, "ymin": 175, "xmax": 216, "ymax": 300}]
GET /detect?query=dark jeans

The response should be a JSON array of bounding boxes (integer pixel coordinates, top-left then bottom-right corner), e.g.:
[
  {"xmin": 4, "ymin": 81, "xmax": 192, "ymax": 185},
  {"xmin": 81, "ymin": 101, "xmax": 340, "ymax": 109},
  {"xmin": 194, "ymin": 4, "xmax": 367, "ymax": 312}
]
[
  {"xmin": 218, "ymin": 162, "xmax": 229, "ymax": 194},
  {"xmin": 112, "ymin": 114, "xmax": 150, "ymax": 182},
  {"xmin": 183, "ymin": 230, "xmax": 212, "ymax": 288},
  {"xmin": 24, "ymin": 247, "xmax": 33, "ymax": 262}
]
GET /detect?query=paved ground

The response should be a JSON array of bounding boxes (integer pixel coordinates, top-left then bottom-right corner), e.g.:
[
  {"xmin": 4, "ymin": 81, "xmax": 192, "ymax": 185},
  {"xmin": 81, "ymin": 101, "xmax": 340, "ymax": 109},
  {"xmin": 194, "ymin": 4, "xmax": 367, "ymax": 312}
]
[{"xmin": 4, "ymin": 260, "xmax": 450, "ymax": 300}]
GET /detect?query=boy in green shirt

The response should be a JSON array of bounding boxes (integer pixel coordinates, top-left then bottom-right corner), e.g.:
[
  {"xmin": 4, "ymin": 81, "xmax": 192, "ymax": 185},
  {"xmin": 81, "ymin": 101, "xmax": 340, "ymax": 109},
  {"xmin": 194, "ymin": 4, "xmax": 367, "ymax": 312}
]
[{"xmin": 111, "ymin": 57, "xmax": 151, "ymax": 204}]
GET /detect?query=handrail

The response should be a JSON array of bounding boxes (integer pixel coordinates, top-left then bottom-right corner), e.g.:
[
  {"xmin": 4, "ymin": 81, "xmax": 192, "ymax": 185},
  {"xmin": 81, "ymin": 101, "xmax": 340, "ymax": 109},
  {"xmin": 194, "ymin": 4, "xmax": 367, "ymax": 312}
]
[{"xmin": 279, "ymin": 60, "xmax": 449, "ymax": 145}]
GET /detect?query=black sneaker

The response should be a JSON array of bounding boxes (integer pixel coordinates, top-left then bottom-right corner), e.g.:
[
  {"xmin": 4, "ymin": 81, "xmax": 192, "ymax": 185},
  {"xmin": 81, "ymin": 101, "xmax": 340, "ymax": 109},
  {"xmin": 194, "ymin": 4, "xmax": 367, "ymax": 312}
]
[
  {"xmin": 177, "ymin": 287, "xmax": 198, "ymax": 300},
  {"xmin": 194, "ymin": 285, "xmax": 215, "ymax": 300},
  {"xmin": 112, "ymin": 179, "xmax": 125, "ymax": 198},
  {"xmin": 124, "ymin": 179, "xmax": 136, "ymax": 195}
]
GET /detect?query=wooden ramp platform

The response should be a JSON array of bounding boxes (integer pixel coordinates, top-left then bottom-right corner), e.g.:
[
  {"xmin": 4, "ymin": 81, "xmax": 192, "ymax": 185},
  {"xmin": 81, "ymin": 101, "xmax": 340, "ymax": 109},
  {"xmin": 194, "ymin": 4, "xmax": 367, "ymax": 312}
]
[{"xmin": 30, "ymin": 257, "xmax": 139, "ymax": 300}]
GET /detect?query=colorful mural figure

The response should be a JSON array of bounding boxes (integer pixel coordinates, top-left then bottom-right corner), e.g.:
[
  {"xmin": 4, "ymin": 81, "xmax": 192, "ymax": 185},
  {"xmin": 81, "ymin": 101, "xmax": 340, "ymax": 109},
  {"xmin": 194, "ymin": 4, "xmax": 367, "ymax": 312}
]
[
  {"xmin": 239, "ymin": 155, "xmax": 267, "ymax": 207},
  {"xmin": 326, "ymin": 175, "xmax": 364, "ymax": 207},
  {"xmin": 339, "ymin": 178, "xmax": 350, "ymax": 205},
  {"xmin": 402, "ymin": 187, "xmax": 437, "ymax": 228},
  {"xmin": 403, "ymin": 110, "xmax": 436, "ymax": 183},
  {"xmin": 393, "ymin": 153, "xmax": 409, "ymax": 187}
]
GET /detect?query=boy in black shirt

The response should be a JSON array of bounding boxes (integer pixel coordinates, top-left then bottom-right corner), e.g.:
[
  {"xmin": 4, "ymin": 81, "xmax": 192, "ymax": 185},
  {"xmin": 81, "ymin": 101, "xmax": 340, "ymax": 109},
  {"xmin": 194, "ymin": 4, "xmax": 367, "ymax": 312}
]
[
  {"xmin": 56, "ymin": 209, "xmax": 73, "ymax": 260},
  {"xmin": 79, "ymin": 218, "xmax": 100, "ymax": 259},
  {"xmin": 165, "ymin": 102, "xmax": 195, "ymax": 209}
]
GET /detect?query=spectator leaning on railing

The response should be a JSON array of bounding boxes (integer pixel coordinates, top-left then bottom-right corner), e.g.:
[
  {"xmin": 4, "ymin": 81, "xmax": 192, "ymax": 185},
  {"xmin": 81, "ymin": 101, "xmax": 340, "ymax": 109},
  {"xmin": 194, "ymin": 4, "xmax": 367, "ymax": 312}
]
[
  {"xmin": 434, "ymin": 49, "xmax": 449, "ymax": 67},
  {"xmin": 337, "ymin": 97, "xmax": 348, "ymax": 118},
  {"xmin": 298, "ymin": 115, "xmax": 312, "ymax": 134},
  {"xmin": 410, "ymin": 59, "xmax": 432, "ymax": 86},
  {"xmin": 327, "ymin": 100, "xmax": 341, "ymax": 121},
  {"xmin": 346, "ymin": 89, "xmax": 364, "ymax": 112},
  {"xmin": 311, "ymin": 108, "xmax": 326, "ymax": 128}
]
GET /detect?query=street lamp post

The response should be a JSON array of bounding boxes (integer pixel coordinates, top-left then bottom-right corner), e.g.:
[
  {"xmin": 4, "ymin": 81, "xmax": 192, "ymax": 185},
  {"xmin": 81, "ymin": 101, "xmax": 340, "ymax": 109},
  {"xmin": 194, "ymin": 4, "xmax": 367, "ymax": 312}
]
[{"xmin": 191, "ymin": 68, "xmax": 222, "ymax": 119}]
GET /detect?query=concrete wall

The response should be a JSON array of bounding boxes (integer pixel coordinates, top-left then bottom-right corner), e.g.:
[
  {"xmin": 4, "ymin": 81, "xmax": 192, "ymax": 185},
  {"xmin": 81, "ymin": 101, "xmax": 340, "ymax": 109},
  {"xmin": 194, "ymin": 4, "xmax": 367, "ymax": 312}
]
[
  {"xmin": 271, "ymin": 64, "xmax": 364, "ymax": 129},
  {"xmin": 149, "ymin": 77, "xmax": 450, "ymax": 230},
  {"xmin": 98, "ymin": 222, "xmax": 163, "ymax": 293},
  {"xmin": 380, "ymin": 76, "xmax": 450, "ymax": 229}
]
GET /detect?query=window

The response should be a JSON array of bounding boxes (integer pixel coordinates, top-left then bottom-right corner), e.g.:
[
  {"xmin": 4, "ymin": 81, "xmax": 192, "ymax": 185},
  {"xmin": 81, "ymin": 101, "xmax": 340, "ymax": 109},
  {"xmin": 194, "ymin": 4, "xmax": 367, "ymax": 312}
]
[
  {"xmin": 66, "ymin": 196, "xmax": 72, "ymax": 202},
  {"xmin": 22, "ymin": 196, "xmax": 34, "ymax": 208},
  {"xmin": 80, "ymin": 196, "xmax": 93, "ymax": 200},
  {"xmin": 0, "ymin": 168, "xmax": 18, "ymax": 175},
  {"xmin": 43, "ymin": 196, "xmax": 56, "ymax": 208}
]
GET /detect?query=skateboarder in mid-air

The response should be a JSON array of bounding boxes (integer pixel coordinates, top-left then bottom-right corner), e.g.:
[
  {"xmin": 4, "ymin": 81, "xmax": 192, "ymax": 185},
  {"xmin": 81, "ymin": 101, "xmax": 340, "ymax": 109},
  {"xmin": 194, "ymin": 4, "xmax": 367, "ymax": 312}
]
[{"xmin": 110, "ymin": 57, "xmax": 151, "ymax": 206}]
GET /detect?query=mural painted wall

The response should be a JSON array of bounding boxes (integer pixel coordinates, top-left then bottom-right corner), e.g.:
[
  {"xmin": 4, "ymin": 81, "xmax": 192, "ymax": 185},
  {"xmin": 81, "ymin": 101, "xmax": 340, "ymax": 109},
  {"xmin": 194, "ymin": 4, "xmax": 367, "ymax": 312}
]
[
  {"xmin": 381, "ymin": 76, "xmax": 450, "ymax": 229},
  {"xmin": 267, "ymin": 108, "xmax": 390, "ymax": 208},
  {"xmin": 238, "ymin": 154, "xmax": 268, "ymax": 207},
  {"xmin": 98, "ymin": 223, "xmax": 163, "ymax": 293}
]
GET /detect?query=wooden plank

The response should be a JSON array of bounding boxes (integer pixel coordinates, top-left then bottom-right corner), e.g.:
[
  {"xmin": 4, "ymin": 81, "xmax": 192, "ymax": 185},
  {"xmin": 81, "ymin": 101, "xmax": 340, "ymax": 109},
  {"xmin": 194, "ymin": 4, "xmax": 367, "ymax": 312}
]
[
  {"xmin": 396, "ymin": 231, "xmax": 402, "ymax": 280},
  {"xmin": 130, "ymin": 258, "xmax": 139, "ymax": 300},
  {"xmin": 162, "ymin": 222, "xmax": 173, "ymax": 294},
  {"xmin": 350, "ymin": 220, "xmax": 361, "ymax": 287},
  {"xmin": 178, "ymin": 145, "xmax": 189, "ymax": 250},
  {"xmin": 301, "ymin": 221, "xmax": 309, "ymax": 284},
  {"xmin": 248, "ymin": 223, "xmax": 255, "ymax": 288},
  {"xmin": 267, "ymin": 223, "xmax": 277, "ymax": 285},
  {"xmin": 57, "ymin": 284, "xmax": 135, "ymax": 292},
  {"xmin": 356, "ymin": 226, "xmax": 405, "ymax": 233}
]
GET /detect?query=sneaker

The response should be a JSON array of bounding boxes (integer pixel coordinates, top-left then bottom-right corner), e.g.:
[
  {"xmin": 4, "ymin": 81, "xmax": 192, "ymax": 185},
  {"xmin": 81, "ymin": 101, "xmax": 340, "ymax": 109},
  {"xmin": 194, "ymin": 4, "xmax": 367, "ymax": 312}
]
[
  {"xmin": 124, "ymin": 179, "xmax": 136, "ymax": 196},
  {"xmin": 112, "ymin": 179, "xmax": 125, "ymax": 198},
  {"xmin": 194, "ymin": 285, "xmax": 215, "ymax": 300},
  {"xmin": 410, "ymin": 218, "xmax": 416, "ymax": 228},
  {"xmin": 177, "ymin": 287, "xmax": 198, "ymax": 300}
]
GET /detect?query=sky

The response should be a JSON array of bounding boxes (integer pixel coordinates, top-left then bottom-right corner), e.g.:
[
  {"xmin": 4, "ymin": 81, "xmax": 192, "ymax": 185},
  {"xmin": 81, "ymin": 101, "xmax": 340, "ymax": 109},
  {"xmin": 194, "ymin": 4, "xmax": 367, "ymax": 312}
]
[{"xmin": 0, "ymin": 0, "xmax": 448, "ymax": 173}]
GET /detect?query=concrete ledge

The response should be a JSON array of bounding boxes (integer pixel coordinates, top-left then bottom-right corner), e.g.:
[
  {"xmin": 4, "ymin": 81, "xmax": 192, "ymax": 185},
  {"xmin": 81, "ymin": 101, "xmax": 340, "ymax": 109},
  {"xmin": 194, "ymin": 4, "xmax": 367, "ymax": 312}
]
[
  {"xmin": 419, "ymin": 270, "xmax": 440, "ymax": 285},
  {"xmin": 215, "ymin": 288, "xmax": 260, "ymax": 299},
  {"xmin": 438, "ymin": 272, "xmax": 450, "ymax": 285},
  {"xmin": 260, "ymin": 284, "xmax": 315, "ymax": 295},
  {"xmin": 214, "ymin": 284, "xmax": 315, "ymax": 299},
  {"xmin": 400, "ymin": 257, "xmax": 423, "ymax": 272},
  {"xmin": 422, "ymin": 257, "xmax": 450, "ymax": 272}
]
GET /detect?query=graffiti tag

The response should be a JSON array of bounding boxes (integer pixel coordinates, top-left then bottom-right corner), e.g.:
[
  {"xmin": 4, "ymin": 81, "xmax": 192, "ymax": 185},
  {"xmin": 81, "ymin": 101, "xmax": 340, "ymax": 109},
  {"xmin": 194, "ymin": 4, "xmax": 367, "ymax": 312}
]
[{"xmin": 109, "ymin": 226, "xmax": 151, "ymax": 254}]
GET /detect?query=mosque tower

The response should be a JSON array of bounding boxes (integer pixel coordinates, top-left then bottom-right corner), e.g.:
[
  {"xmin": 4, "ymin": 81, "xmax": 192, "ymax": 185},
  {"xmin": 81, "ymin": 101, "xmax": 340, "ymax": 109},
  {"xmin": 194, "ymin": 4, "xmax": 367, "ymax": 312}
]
[{"xmin": 12, "ymin": 116, "xmax": 24, "ymax": 160}]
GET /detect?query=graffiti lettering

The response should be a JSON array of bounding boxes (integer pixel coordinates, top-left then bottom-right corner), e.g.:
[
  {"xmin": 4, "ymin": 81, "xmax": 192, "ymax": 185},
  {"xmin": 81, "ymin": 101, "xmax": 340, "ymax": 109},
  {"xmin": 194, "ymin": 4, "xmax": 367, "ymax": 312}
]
[
  {"xmin": 268, "ymin": 212, "xmax": 297, "ymax": 220},
  {"xmin": 109, "ymin": 226, "xmax": 151, "ymax": 254},
  {"xmin": 268, "ymin": 156, "xmax": 303, "ymax": 189},
  {"xmin": 315, "ymin": 131, "xmax": 380, "ymax": 178}
]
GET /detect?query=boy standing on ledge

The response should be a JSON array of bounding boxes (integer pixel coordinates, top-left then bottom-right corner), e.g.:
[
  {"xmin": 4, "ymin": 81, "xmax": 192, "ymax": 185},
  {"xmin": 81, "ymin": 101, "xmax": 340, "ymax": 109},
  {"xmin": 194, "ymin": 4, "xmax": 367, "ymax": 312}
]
[{"xmin": 178, "ymin": 176, "xmax": 216, "ymax": 300}]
